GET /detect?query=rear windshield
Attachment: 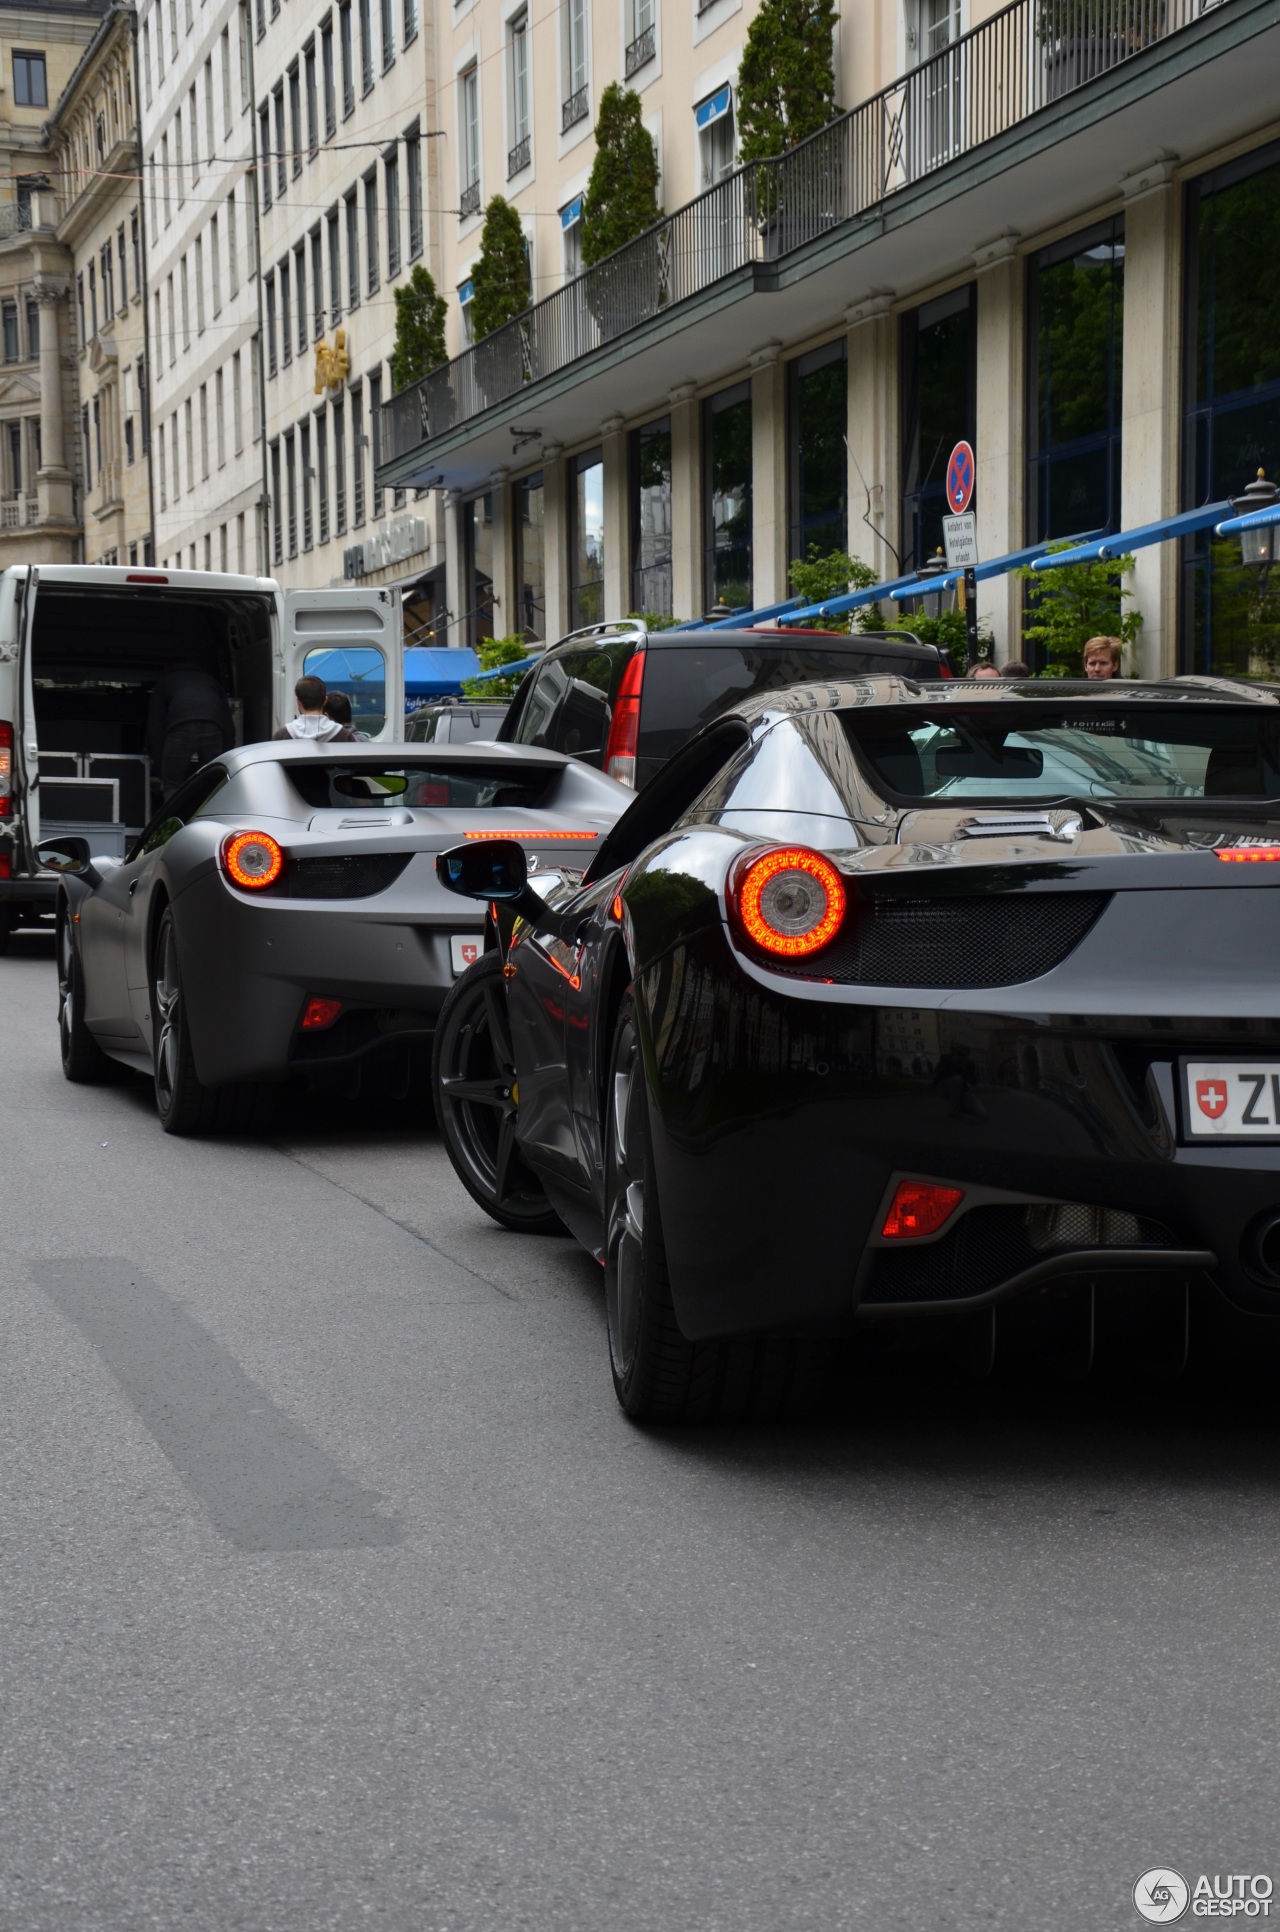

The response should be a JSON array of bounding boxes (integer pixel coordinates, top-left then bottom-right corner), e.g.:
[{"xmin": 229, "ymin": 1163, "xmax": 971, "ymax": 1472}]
[
  {"xmin": 842, "ymin": 704, "xmax": 1280, "ymax": 800},
  {"xmin": 637, "ymin": 643, "xmax": 931, "ymax": 774},
  {"xmin": 286, "ymin": 762, "xmax": 552, "ymax": 810}
]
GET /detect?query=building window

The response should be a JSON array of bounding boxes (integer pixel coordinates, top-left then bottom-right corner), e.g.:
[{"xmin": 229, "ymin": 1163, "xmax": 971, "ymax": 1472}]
[
  {"xmin": 211, "ymin": 214, "xmax": 222, "ymax": 316},
  {"xmin": 233, "ymin": 350, "xmax": 243, "ymax": 452},
  {"xmin": 339, "ymin": 0, "xmax": 355, "ymax": 116},
  {"xmin": 117, "ymin": 225, "xmax": 127, "ymax": 310},
  {"xmin": 317, "ymin": 409, "xmax": 329, "ymax": 542},
  {"xmin": 459, "ymin": 66, "xmax": 480, "ymax": 215},
  {"xmin": 900, "ymin": 287, "xmax": 973, "ymax": 572},
  {"xmin": 403, "ymin": 0, "xmax": 418, "ymax": 47},
  {"xmin": 465, "ymin": 494, "xmax": 494, "ymax": 647},
  {"xmin": 265, "ymin": 272, "xmax": 277, "ymax": 374},
  {"xmin": 258, "ymin": 105, "xmax": 272, "ymax": 209},
  {"xmin": 286, "ymin": 429, "xmax": 298, "ymax": 556},
  {"xmin": 364, "ymin": 173, "xmax": 378, "ymax": 292},
  {"xmin": 2, "ymin": 303, "xmax": 19, "ymax": 364},
  {"xmin": 1183, "ymin": 143, "xmax": 1280, "ymax": 677},
  {"xmin": 385, "ymin": 150, "xmax": 400, "ymax": 276},
  {"xmin": 295, "ymin": 243, "xmax": 307, "ymax": 357},
  {"xmin": 459, "ymin": 279, "xmax": 474, "ymax": 346},
  {"xmin": 221, "ymin": 24, "xmax": 233, "ymax": 131},
  {"xmin": 311, "ymin": 228, "xmax": 324, "ymax": 338},
  {"xmin": 216, "ymin": 366, "xmax": 226, "ymax": 466},
  {"xmin": 270, "ymin": 438, "xmax": 282, "ymax": 563},
  {"xmin": 305, "ymin": 41, "xmax": 318, "ymax": 154},
  {"xmin": 25, "ymin": 297, "xmax": 38, "ymax": 360},
  {"xmin": 1028, "ymin": 217, "xmax": 1124, "ymax": 547},
  {"xmin": 328, "ymin": 206, "xmax": 342, "ymax": 322},
  {"xmin": 696, "ymin": 85, "xmax": 735, "ymax": 191},
  {"xmin": 194, "ymin": 235, "xmax": 204, "ymax": 332},
  {"xmin": 358, "ymin": 0, "xmax": 374, "ymax": 94},
  {"xmin": 369, "ymin": 370, "xmax": 383, "ymax": 517},
  {"xmin": 102, "ymin": 243, "xmax": 115, "ymax": 322},
  {"xmin": 380, "ymin": 0, "xmax": 394, "ymax": 71},
  {"xmin": 227, "ymin": 190, "xmax": 239, "ymax": 296},
  {"xmin": 515, "ymin": 470, "xmax": 545, "ymax": 639},
  {"xmin": 88, "ymin": 261, "xmax": 98, "ymax": 338},
  {"xmin": 406, "ymin": 127, "xmax": 423, "ymax": 258},
  {"xmin": 569, "ymin": 447, "xmax": 604, "ymax": 627},
  {"xmin": 12, "ymin": 52, "xmax": 47, "ymax": 109},
  {"xmin": 563, "ymin": 0, "xmax": 587, "ymax": 128},
  {"xmin": 630, "ymin": 417, "xmax": 672, "ymax": 616},
  {"xmin": 132, "ymin": 211, "xmax": 142, "ymax": 296},
  {"xmin": 184, "ymin": 397, "xmax": 193, "ymax": 490},
  {"xmin": 508, "ymin": 14, "xmax": 530, "ymax": 177},
  {"xmin": 280, "ymin": 259, "xmax": 292, "ymax": 365},
  {"xmin": 175, "ymin": 110, "xmax": 184, "ymax": 205},
  {"xmin": 352, "ymin": 383, "xmax": 365, "ymax": 526},
  {"xmin": 321, "ymin": 14, "xmax": 336, "ymax": 136},
  {"xmin": 200, "ymin": 382, "xmax": 209, "ymax": 477},
  {"xmin": 561, "ymin": 197, "xmax": 582, "ymax": 278},
  {"xmin": 273, "ymin": 84, "xmax": 286, "ymax": 197},
  {"xmin": 8, "ymin": 422, "xmax": 22, "ymax": 496},
  {"xmin": 345, "ymin": 191, "xmax": 360, "ymax": 310},
  {"xmin": 301, "ymin": 420, "xmax": 314, "ymax": 548},
  {"xmin": 625, "ymin": 0, "xmax": 654, "ymax": 78},
  {"xmin": 704, "ymin": 381, "xmax": 752, "ymax": 611},
  {"xmin": 289, "ymin": 63, "xmax": 302, "ymax": 178},
  {"xmin": 333, "ymin": 399, "xmax": 346, "ymax": 533}
]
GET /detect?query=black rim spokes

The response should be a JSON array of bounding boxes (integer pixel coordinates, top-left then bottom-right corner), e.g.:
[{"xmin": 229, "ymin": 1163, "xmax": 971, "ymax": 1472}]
[
  {"xmin": 442, "ymin": 981, "xmax": 535, "ymax": 1210},
  {"xmin": 153, "ymin": 922, "xmax": 180, "ymax": 1109},
  {"xmin": 607, "ymin": 1028, "xmax": 644, "ymax": 1376}
]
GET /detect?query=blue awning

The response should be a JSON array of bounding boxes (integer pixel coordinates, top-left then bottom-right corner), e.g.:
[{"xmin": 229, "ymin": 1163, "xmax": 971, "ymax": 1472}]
[
  {"xmin": 466, "ymin": 653, "xmax": 540, "ymax": 683},
  {"xmin": 1031, "ymin": 502, "xmax": 1231, "ymax": 569},
  {"xmin": 884, "ymin": 536, "xmax": 1101, "ymax": 602},
  {"xmin": 404, "ymin": 646, "xmax": 481, "ymax": 698},
  {"xmin": 695, "ymin": 84, "xmax": 732, "ymax": 129},
  {"xmin": 777, "ymin": 534, "xmax": 1105, "ymax": 626},
  {"xmin": 560, "ymin": 197, "xmax": 583, "ymax": 230}
]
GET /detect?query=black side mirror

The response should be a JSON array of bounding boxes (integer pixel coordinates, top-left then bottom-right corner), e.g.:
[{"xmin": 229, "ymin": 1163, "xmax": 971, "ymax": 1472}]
[
  {"xmin": 436, "ymin": 838, "xmax": 578, "ymax": 940},
  {"xmin": 36, "ymin": 836, "xmax": 93, "ymax": 876}
]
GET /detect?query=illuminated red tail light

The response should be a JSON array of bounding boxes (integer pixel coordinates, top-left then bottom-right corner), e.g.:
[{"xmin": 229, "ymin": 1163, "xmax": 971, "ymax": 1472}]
[
  {"xmin": 0, "ymin": 721, "xmax": 12, "ymax": 818},
  {"xmin": 730, "ymin": 846, "xmax": 846, "ymax": 958},
  {"xmin": 881, "ymin": 1181, "xmax": 965, "ymax": 1239},
  {"xmin": 300, "ymin": 996, "xmax": 343, "ymax": 1031},
  {"xmin": 603, "ymin": 650, "xmax": 645, "ymax": 787},
  {"xmin": 221, "ymin": 829, "xmax": 284, "ymax": 889},
  {"xmin": 1216, "ymin": 846, "xmax": 1280, "ymax": 862}
]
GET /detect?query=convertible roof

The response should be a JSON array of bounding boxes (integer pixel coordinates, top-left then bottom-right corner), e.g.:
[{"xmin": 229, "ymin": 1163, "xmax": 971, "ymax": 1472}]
[{"xmin": 728, "ymin": 674, "xmax": 1280, "ymax": 730}]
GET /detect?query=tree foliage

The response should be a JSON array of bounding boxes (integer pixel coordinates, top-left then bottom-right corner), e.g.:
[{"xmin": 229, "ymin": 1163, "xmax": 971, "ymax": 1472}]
[
  {"xmin": 737, "ymin": 0, "xmax": 840, "ymax": 164},
  {"xmin": 1015, "ymin": 549, "xmax": 1143, "ymax": 675},
  {"xmin": 390, "ymin": 265, "xmax": 447, "ymax": 389},
  {"xmin": 786, "ymin": 547, "xmax": 876, "ymax": 631},
  {"xmin": 581, "ymin": 85, "xmax": 662, "ymax": 267},
  {"xmin": 460, "ymin": 634, "xmax": 533, "ymax": 698},
  {"xmin": 470, "ymin": 197, "xmax": 532, "ymax": 341}
]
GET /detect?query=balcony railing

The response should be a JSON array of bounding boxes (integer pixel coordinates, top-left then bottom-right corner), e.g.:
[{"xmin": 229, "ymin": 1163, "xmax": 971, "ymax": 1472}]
[
  {"xmin": 459, "ymin": 179, "xmax": 481, "ymax": 219},
  {"xmin": 624, "ymin": 24, "xmax": 656, "ymax": 76},
  {"xmin": 507, "ymin": 135, "xmax": 531, "ymax": 178},
  {"xmin": 385, "ymin": 0, "xmax": 1223, "ymax": 465},
  {"xmin": 0, "ymin": 495, "xmax": 39, "ymax": 529},
  {"xmin": 561, "ymin": 86, "xmax": 589, "ymax": 133}
]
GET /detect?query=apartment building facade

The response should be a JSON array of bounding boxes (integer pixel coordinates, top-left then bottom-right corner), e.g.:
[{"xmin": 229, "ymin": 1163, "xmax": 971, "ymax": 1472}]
[
  {"xmin": 378, "ymin": 0, "xmax": 1280, "ymax": 679},
  {"xmin": 0, "ymin": 0, "xmax": 109, "ymax": 567},
  {"xmin": 48, "ymin": 0, "xmax": 152, "ymax": 564}
]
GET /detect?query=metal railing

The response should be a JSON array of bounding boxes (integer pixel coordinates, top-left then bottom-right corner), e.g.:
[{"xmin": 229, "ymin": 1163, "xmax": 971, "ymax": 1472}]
[
  {"xmin": 561, "ymin": 86, "xmax": 589, "ymax": 133},
  {"xmin": 459, "ymin": 179, "xmax": 481, "ymax": 218},
  {"xmin": 625, "ymin": 24, "xmax": 656, "ymax": 76},
  {"xmin": 0, "ymin": 495, "xmax": 39, "ymax": 529},
  {"xmin": 385, "ymin": 0, "xmax": 1220, "ymax": 463},
  {"xmin": 507, "ymin": 135, "xmax": 531, "ymax": 178}
]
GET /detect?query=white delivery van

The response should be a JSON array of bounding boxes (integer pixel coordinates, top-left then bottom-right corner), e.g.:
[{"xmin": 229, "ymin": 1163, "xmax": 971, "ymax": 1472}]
[{"xmin": 0, "ymin": 563, "xmax": 402, "ymax": 948}]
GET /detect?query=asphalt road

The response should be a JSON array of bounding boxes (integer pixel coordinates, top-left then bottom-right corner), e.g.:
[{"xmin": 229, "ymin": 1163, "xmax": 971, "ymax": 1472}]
[{"xmin": 2, "ymin": 933, "xmax": 1279, "ymax": 1932}]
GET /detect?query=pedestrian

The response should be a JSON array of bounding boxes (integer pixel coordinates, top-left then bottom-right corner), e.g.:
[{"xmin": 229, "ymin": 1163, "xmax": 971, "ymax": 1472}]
[
  {"xmin": 968, "ymin": 661, "xmax": 1001, "ymax": 680},
  {"xmin": 1082, "ymin": 636, "xmax": 1123, "ymax": 680},
  {"xmin": 1001, "ymin": 659, "xmax": 1031, "ymax": 677},
  {"xmin": 322, "ymin": 690, "xmax": 370, "ymax": 741},
  {"xmin": 273, "ymin": 674, "xmax": 359, "ymax": 742},
  {"xmin": 148, "ymin": 662, "xmax": 236, "ymax": 800}
]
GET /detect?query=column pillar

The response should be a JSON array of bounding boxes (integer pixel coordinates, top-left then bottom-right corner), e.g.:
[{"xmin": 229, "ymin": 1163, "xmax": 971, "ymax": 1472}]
[
  {"xmin": 669, "ymin": 384, "xmax": 701, "ymax": 623},
  {"xmin": 601, "ymin": 418, "xmax": 627, "ymax": 621},
  {"xmin": 1119, "ymin": 158, "xmax": 1181, "ymax": 677},
  {"xmin": 542, "ymin": 445, "xmax": 567, "ymax": 639},
  {"xmin": 33, "ymin": 278, "xmax": 75, "ymax": 525},
  {"xmin": 444, "ymin": 490, "xmax": 466, "ymax": 646},
  {"xmin": 846, "ymin": 294, "xmax": 898, "ymax": 584},
  {"xmin": 487, "ymin": 469, "xmax": 510, "ymax": 639},
  {"xmin": 974, "ymin": 236, "xmax": 1023, "ymax": 663},
  {"xmin": 750, "ymin": 343, "xmax": 786, "ymax": 609}
]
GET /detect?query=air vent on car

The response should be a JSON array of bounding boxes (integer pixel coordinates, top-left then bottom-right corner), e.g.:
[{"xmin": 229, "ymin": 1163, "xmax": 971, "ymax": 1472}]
[
  {"xmin": 958, "ymin": 811, "xmax": 1082, "ymax": 841},
  {"xmin": 767, "ymin": 890, "xmax": 1109, "ymax": 988}
]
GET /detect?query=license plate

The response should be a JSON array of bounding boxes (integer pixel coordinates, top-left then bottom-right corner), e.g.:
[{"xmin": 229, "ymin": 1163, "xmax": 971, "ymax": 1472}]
[
  {"xmin": 1182, "ymin": 1061, "xmax": 1280, "ymax": 1139},
  {"xmin": 450, "ymin": 935, "xmax": 482, "ymax": 976}
]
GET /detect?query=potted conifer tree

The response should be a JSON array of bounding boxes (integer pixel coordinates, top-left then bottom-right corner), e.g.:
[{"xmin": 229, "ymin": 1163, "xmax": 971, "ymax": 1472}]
[
  {"xmin": 580, "ymin": 85, "xmax": 663, "ymax": 342},
  {"xmin": 390, "ymin": 264, "xmax": 450, "ymax": 435},
  {"xmin": 736, "ymin": 0, "xmax": 840, "ymax": 245},
  {"xmin": 469, "ymin": 196, "xmax": 533, "ymax": 407}
]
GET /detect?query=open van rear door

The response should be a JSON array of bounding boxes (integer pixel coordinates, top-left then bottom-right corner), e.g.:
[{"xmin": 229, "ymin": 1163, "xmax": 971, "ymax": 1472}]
[
  {"xmin": 282, "ymin": 587, "xmax": 403, "ymax": 741},
  {"xmin": 8, "ymin": 566, "xmax": 38, "ymax": 857}
]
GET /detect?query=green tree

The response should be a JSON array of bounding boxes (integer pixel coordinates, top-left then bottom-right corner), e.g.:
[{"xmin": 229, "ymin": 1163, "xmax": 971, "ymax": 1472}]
[
  {"xmin": 461, "ymin": 634, "xmax": 534, "ymax": 698},
  {"xmin": 787, "ymin": 547, "xmax": 877, "ymax": 632},
  {"xmin": 862, "ymin": 605, "xmax": 996, "ymax": 674},
  {"xmin": 737, "ymin": 0, "xmax": 840, "ymax": 163},
  {"xmin": 470, "ymin": 197, "xmax": 532, "ymax": 340},
  {"xmin": 1014, "ymin": 548, "xmax": 1143, "ymax": 675},
  {"xmin": 581, "ymin": 85, "xmax": 662, "ymax": 266},
  {"xmin": 390, "ymin": 264, "xmax": 447, "ymax": 389}
]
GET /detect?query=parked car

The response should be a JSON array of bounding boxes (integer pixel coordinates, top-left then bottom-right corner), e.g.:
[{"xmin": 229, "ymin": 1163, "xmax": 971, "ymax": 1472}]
[
  {"xmin": 435, "ymin": 674, "xmax": 1280, "ymax": 1422},
  {"xmin": 404, "ymin": 699, "xmax": 509, "ymax": 744},
  {"xmin": 46, "ymin": 738, "xmax": 629, "ymax": 1134},
  {"xmin": 496, "ymin": 618, "xmax": 948, "ymax": 790}
]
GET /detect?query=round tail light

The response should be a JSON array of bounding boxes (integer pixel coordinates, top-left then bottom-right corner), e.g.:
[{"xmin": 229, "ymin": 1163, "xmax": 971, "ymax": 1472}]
[
  {"xmin": 731, "ymin": 846, "xmax": 846, "ymax": 958},
  {"xmin": 222, "ymin": 829, "xmax": 285, "ymax": 889}
]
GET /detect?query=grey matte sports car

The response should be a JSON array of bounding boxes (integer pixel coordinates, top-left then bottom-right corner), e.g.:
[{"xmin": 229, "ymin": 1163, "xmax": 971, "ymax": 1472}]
[{"xmin": 44, "ymin": 739, "xmax": 628, "ymax": 1133}]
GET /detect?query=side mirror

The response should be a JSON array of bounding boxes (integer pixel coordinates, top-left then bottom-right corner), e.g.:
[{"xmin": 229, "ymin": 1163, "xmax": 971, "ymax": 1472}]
[
  {"xmin": 436, "ymin": 838, "xmax": 578, "ymax": 940},
  {"xmin": 36, "ymin": 836, "xmax": 93, "ymax": 876}
]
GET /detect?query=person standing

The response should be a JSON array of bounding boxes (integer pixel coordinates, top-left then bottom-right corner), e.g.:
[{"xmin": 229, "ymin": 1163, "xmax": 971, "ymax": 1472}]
[
  {"xmin": 272, "ymin": 674, "xmax": 358, "ymax": 742},
  {"xmin": 148, "ymin": 664, "xmax": 235, "ymax": 800},
  {"xmin": 1083, "ymin": 637, "xmax": 1123, "ymax": 679}
]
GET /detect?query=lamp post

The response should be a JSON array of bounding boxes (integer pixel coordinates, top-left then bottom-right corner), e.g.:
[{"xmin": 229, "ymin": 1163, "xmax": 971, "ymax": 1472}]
[{"xmin": 1229, "ymin": 468, "xmax": 1280, "ymax": 575}]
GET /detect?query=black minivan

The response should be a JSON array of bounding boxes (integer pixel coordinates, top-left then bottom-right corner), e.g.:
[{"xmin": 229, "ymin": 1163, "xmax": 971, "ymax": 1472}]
[{"xmin": 496, "ymin": 620, "xmax": 948, "ymax": 789}]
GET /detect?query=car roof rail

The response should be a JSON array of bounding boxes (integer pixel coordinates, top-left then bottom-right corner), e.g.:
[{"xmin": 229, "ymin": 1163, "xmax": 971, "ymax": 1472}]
[{"xmin": 548, "ymin": 617, "xmax": 650, "ymax": 653}]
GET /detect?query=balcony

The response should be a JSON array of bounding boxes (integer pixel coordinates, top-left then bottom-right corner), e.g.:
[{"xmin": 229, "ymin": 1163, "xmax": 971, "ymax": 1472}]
[
  {"xmin": 381, "ymin": 0, "xmax": 1271, "ymax": 490},
  {"xmin": 624, "ymin": 24, "xmax": 655, "ymax": 77},
  {"xmin": 0, "ymin": 495, "xmax": 39, "ymax": 529},
  {"xmin": 507, "ymin": 135, "xmax": 531, "ymax": 179},
  {"xmin": 561, "ymin": 86, "xmax": 588, "ymax": 134},
  {"xmin": 459, "ymin": 179, "xmax": 481, "ymax": 219}
]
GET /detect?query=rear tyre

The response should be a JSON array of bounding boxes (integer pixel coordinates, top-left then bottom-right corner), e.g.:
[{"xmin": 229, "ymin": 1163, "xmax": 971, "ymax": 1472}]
[
  {"xmin": 0, "ymin": 906, "xmax": 14, "ymax": 956},
  {"xmin": 605, "ymin": 991, "xmax": 837, "ymax": 1424},
  {"xmin": 151, "ymin": 908, "xmax": 277, "ymax": 1135},
  {"xmin": 57, "ymin": 905, "xmax": 121, "ymax": 1084},
  {"xmin": 432, "ymin": 951, "xmax": 565, "ymax": 1234}
]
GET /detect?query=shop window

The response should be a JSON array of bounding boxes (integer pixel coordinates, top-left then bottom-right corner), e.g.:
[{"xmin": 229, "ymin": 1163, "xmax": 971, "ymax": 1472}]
[
  {"xmin": 465, "ymin": 493, "xmax": 494, "ymax": 648},
  {"xmin": 789, "ymin": 339, "xmax": 847, "ymax": 565},
  {"xmin": 631, "ymin": 417, "xmax": 672, "ymax": 618},
  {"xmin": 704, "ymin": 381, "xmax": 752, "ymax": 612},
  {"xmin": 515, "ymin": 471, "xmax": 545, "ymax": 639},
  {"xmin": 900, "ymin": 286, "xmax": 974, "ymax": 572},
  {"xmin": 1028, "ymin": 217, "xmax": 1124, "ymax": 545},
  {"xmin": 12, "ymin": 52, "xmax": 47, "ymax": 108},
  {"xmin": 569, "ymin": 448, "xmax": 604, "ymax": 628}
]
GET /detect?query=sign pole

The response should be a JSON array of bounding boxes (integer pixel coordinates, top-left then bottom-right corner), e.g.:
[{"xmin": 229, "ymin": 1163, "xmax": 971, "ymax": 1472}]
[{"xmin": 963, "ymin": 567, "xmax": 979, "ymax": 664}]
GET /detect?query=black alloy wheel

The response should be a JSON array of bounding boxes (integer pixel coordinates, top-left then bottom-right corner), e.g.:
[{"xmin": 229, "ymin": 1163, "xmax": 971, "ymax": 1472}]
[
  {"xmin": 57, "ymin": 904, "xmax": 120, "ymax": 1084},
  {"xmin": 432, "ymin": 951, "xmax": 565, "ymax": 1235},
  {"xmin": 604, "ymin": 990, "xmax": 838, "ymax": 1425},
  {"xmin": 151, "ymin": 907, "xmax": 274, "ymax": 1135}
]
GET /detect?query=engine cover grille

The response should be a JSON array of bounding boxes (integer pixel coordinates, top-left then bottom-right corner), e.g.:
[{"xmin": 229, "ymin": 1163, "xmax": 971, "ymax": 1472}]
[
  {"xmin": 278, "ymin": 853, "xmax": 412, "ymax": 899},
  {"xmin": 771, "ymin": 890, "xmax": 1109, "ymax": 989}
]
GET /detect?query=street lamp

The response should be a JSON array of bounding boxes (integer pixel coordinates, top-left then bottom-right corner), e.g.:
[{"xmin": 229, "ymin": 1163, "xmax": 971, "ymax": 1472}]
[
  {"xmin": 1229, "ymin": 468, "xmax": 1280, "ymax": 572},
  {"xmin": 915, "ymin": 547, "xmax": 952, "ymax": 621}
]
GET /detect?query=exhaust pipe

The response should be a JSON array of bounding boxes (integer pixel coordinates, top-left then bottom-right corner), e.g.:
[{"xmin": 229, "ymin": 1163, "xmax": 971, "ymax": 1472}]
[{"xmin": 1244, "ymin": 1212, "xmax": 1280, "ymax": 1285}]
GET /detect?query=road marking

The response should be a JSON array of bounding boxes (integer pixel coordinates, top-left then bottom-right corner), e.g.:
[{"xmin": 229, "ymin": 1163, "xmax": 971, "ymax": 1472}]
[{"xmin": 33, "ymin": 1258, "xmax": 402, "ymax": 1553}]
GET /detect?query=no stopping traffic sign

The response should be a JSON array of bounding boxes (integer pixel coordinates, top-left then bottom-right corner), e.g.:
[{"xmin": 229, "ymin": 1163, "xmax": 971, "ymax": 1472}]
[{"xmin": 946, "ymin": 441, "xmax": 975, "ymax": 515}]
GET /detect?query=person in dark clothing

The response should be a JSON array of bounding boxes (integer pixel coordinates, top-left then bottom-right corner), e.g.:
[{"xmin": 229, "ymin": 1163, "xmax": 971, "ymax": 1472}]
[
  {"xmin": 322, "ymin": 690, "xmax": 370, "ymax": 741},
  {"xmin": 272, "ymin": 675, "xmax": 358, "ymax": 743},
  {"xmin": 148, "ymin": 665, "xmax": 235, "ymax": 799}
]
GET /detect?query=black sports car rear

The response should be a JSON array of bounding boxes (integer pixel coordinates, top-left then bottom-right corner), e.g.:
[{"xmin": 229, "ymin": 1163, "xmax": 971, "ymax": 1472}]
[{"xmin": 436, "ymin": 676, "xmax": 1280, "ymax": 1421}]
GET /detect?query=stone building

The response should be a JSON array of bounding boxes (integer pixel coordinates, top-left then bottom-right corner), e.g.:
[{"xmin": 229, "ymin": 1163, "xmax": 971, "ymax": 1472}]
[{"xmin": 47, "ymin": 0, "xmax": 153, "ymax": 565}]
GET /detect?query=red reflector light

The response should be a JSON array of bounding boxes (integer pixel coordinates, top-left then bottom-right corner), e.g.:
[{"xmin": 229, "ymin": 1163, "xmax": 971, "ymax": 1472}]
[
  {"xmin": 603, "ymin": 650, "xmax": 644, "ymax": 787},
  {"xmin": 0, "ymin": 851, "xmax": 9, "ymax": 879},
  {"xmin": 222, "ymin": 829, "xmax": 285, "ymax": 888},
  {"xmin": 732, "ymin": 846, "xmax": 846, "ymax": 957},
  {"xmin": 881, "ymin": 1181, "xmax": 965, "ymax": 1240},
  {"xmin": 0, "ymin": 720, "xmax": 11, "ymax": 818},
  {"xmin": 462, "ymin": 829, "xmax": 598, "ymax": 840},
  {"xmin": 1216, "ymin": 846, "xmax": 1280, "ymax": 862},
  {"xmin": 301, "ymin": 996, "xmax": 343, "ymax": 1031},
  {"xmin": 125, "ymin": 573, "xmax": 170, "ymax": 584}
]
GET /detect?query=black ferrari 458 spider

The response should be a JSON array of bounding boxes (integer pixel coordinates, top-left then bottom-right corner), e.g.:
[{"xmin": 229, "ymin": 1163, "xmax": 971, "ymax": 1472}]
[
  {"xmin": 42, "ymin": 739, "xmax": 628, "ymax": 1133},
  {"xmin": 433, "ymin": 674, "xmax": 1280, "ymax": 1421}
]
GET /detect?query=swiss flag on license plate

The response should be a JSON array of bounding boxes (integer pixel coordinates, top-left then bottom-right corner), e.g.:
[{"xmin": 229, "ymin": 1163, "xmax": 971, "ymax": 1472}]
[
  {"xmin": 450, "ymin": 935, "xmax": 481, "ymax": 975},
  {"xmin": 1195, "ymin": 1079, "xmax": 1228, "ymax": 1119}
]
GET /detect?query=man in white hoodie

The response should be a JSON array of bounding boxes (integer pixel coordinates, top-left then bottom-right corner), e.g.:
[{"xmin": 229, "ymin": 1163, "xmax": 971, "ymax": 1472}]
[{"xmin": 272, "ymin": 675, "xmax": 359, "ymax": 742}]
